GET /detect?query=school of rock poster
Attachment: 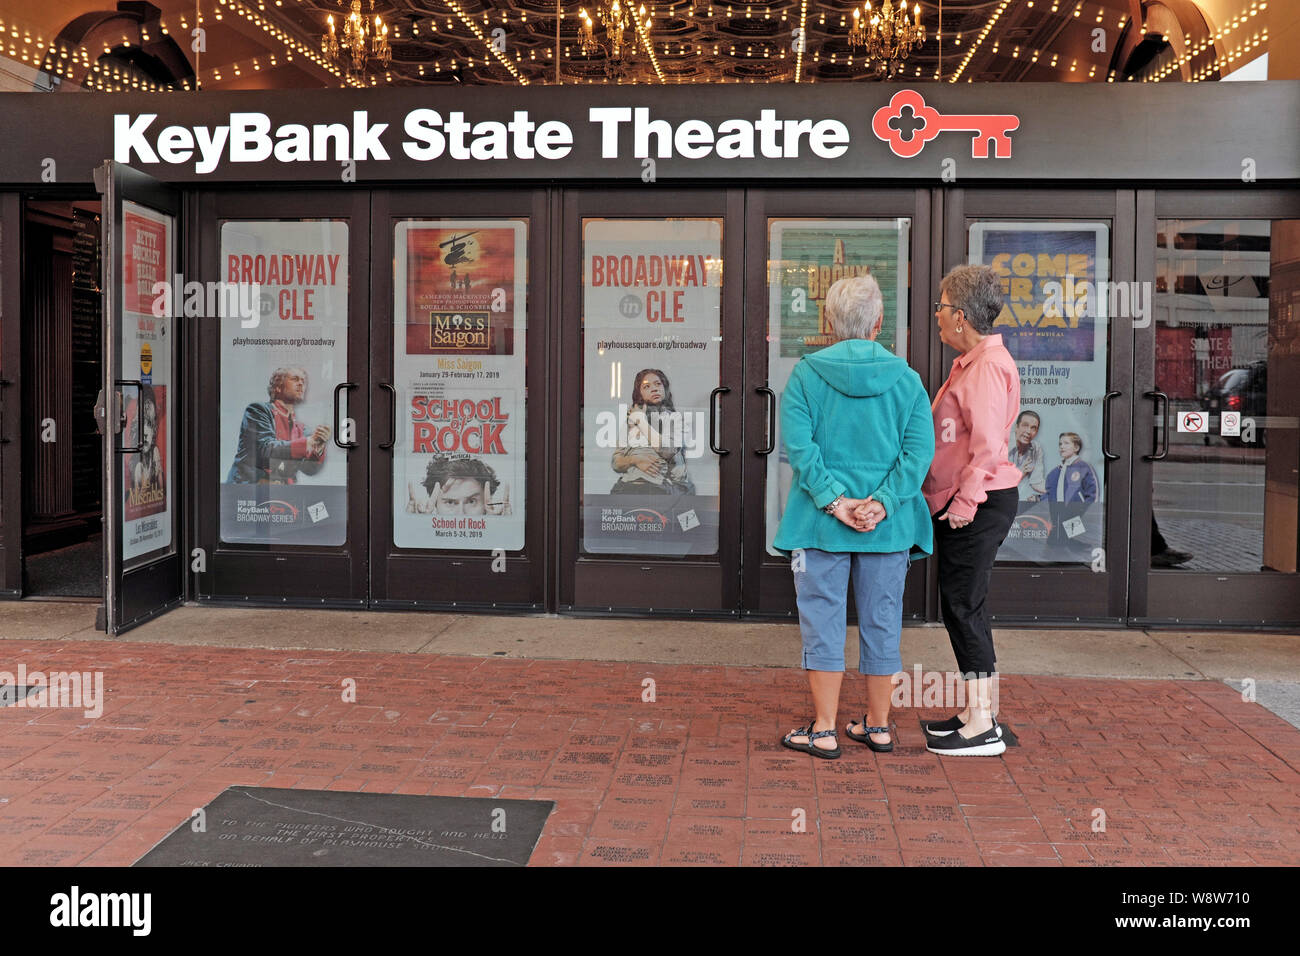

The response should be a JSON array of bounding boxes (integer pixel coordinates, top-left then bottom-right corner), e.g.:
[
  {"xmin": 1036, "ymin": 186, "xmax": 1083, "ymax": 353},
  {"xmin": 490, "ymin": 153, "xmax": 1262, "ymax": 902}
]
[
  {"xmin": 765, "ymin": 220, "xmax": 911, "ymax": 555},
  {"xmin": 392, "ymin": 220, "xmax": 526, "ymax": 551},
  {"xmin": 219, "ymin": 220, "xmax": 349, "ymax": 546},
  {"xmin": 970, "ymin": 223, "xmax": 1110, "ymax": 564},
  {"xmin": 581, "ymin": 219, "xmax": 721, "ymax": 557},
  {"xmin": 120, "ymin": 202, "xmax": 174, "ymax": 563}
]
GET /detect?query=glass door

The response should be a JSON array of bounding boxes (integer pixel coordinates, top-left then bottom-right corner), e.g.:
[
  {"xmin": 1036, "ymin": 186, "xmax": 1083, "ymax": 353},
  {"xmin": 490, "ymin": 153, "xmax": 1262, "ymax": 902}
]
[
  {"xmin": 558, "ymin": 189, "xmax": 744, "ymax": 614},
  {"xmin": 95, "ymin": 162, "xmax": 184, "ymax": 633},
  {"xmin": 1133, "ymin": 190, "xmax": 1300, "ymax": 625},
  {"xmin": 369, "ymin": 189, "xmax": 548, "ymax": 609},
  {"xmin": 742, "ymin": 188, "xmax": 932, "ymax": 617},
  {"xmin": 949, "ymin": 190, "xmax": 1136, "ymax": 623},
  {"xmin": 0, "ymin": 193, "xmax": 19, "ymax": 596},
  {"xmin": 192, "ymin": 190, "xmax": 370, "ymax": 606}
]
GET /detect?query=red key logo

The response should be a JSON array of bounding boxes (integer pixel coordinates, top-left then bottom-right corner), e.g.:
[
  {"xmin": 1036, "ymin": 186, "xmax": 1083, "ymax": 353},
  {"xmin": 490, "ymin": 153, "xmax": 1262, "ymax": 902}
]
[{"xmin": 871, "ymin": 89, "xmax": 1020, "ymax": 159}]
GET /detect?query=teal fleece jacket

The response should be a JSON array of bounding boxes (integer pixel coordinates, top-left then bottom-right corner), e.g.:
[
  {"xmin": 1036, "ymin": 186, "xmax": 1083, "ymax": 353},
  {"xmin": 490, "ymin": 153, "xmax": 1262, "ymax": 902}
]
[{"xmin": 773, "ymin": 339, "xmax": 935, "ymax": 557}]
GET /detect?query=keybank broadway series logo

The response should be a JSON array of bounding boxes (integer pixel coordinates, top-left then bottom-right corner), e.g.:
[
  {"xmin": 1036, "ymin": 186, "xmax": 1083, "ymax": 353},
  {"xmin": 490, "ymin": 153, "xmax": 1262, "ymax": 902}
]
[{"xmin": 112, "ymin": 94, "xmax": 1019, "ymax": 172}]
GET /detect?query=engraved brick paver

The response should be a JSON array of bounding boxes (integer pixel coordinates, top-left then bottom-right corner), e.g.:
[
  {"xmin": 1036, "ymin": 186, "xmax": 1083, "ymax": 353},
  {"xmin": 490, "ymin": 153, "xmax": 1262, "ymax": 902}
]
[{"xmin": 1, "ymin": 638, "xmax": 1299, "ymax": 866}]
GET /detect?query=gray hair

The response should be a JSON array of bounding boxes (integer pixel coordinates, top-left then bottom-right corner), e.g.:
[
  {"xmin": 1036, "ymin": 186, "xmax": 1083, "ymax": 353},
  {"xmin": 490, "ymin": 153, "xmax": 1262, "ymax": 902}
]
[
  {"xmin": 267, "ymin": 366, "xmax": 307, "ymax": 399},
  {"xmin": 940, "ymin": 265, "xmax": 1004, "ymax": 334},
  {"xmin": 824, "ymin": 276, "xmax": 883, "ymax": 341}
]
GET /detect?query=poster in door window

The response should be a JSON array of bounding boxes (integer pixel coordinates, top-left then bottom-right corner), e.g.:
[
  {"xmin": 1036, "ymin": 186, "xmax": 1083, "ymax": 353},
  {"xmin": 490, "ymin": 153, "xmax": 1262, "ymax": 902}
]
[
  {"xmin": 969, "ymin": 223, "xmax": 1110, "ymax": 564},
  {"xmin": 392, "ymin": 221, "xmax": 527, "ymax": 551},
  {"xmin": 581, "ymin": 219, "xmax": 722, "ymax": 557},
  {"xmin": 765, "ymin": 220, "xmax": 912, "ymax": 555},
  {"xmin": 219, "ymin": 221, "xmax": 349, "ymax": 546},
  {"xmin": 121, "ymin": 202, "xmax": 175, "ymax": 563}
]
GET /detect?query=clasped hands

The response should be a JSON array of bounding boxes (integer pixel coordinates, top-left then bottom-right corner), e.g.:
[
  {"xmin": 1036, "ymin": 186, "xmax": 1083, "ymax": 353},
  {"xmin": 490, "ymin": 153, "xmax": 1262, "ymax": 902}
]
[{"xmin": 831, "ymin": 495, "xmax": 887, "ymax": 533}]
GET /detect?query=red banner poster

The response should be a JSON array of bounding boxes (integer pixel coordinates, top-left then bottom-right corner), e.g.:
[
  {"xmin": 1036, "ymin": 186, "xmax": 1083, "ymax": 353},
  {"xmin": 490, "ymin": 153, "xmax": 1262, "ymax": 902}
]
[{"xmin": 123, "ymin": 211, "xmax": 167, "ymax": 317}]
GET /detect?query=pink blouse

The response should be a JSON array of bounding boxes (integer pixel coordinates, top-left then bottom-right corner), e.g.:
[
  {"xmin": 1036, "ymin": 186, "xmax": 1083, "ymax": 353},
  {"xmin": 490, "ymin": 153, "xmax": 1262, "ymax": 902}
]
[{"xmin": 922, "ymin": 334, "xmax": 1023, "ymax": 521}]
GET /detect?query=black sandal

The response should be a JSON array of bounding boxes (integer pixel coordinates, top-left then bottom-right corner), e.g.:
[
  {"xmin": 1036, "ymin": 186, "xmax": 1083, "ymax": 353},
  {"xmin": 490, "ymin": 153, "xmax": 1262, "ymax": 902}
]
[
  {"xmin": 781, "ymin": 719, "xmax": 841, "ymax": 759},
  {"xmin": 846, "ymin": 716, "xmax": 894, "ymax": 753}
]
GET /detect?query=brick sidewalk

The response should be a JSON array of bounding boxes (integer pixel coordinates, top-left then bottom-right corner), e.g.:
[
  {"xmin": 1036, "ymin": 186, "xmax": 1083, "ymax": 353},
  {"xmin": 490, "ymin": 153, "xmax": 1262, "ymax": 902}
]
[{"xmin": 1, "ymin": 640, "xmax": 1298, "ymax": 867}]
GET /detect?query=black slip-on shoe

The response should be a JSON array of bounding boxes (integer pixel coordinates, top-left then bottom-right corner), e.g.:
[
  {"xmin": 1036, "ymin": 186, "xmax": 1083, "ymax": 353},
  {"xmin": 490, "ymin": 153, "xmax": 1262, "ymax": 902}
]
[
  {"xmin": 925, "ymin": 723, "xmax": 1006, "ymax": 756},
  {"xmin": 924, "ymin": 714, "xmax": 965, "ymax": 737}
]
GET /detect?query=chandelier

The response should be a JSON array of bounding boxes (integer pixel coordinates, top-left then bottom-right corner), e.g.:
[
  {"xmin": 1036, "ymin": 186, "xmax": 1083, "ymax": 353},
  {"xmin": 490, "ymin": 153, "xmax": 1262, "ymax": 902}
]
[
  {"xmin": 579, "ymin": 1, "xmax": 651, "ymax": 67},
  {"xmin": 848, "ymin": 0, "xmax": 926, "ymax": 73},
  {"xmin": 322, "ymin": 0, "xmax": 392, "ymax": 74}
]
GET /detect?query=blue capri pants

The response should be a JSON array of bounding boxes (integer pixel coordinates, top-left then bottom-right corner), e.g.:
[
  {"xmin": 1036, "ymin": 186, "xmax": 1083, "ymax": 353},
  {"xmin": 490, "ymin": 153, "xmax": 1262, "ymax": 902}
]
[{"xmin": 793, "ymin": 548, "xmax": 910, "ymax": 674}]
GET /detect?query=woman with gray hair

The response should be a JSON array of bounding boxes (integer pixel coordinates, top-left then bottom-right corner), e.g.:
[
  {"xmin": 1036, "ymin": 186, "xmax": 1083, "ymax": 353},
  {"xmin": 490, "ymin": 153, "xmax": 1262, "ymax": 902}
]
[
  {"xmin": 921, "ymin": 264, "xmax": 1024, "ymax": 756},
  {"xmin": 774, "ymin": 275, "xmax": 935, "ymax": 758}
]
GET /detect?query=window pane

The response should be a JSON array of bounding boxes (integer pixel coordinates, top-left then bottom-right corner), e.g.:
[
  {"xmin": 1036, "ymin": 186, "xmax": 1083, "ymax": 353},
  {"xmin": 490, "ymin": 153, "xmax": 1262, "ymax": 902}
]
[
  {"xmin": 1152, "ymin": 218, "xmax": 1300, "ymax": 573},
  {"xmin": 392, "ymin": 219, "xmax": 527, "ymax": 550},
  {"xmin": 766, "ymin": 218, "xmax": 911, "ymax": 556},
  {"xmin": 581, "ymin": 219, "xmax": 722, "ymax": 557},
  {"xmin": 219, "ymin": 220, "xmax": 349, "ymax": 546},
  {"xmin": 969, "ymin": 222, "xmax": 1112, "ymax": 565}
]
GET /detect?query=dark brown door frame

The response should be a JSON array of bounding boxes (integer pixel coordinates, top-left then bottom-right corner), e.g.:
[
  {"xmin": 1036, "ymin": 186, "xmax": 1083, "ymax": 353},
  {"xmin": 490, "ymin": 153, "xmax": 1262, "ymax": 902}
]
[
  {"xmin": 1133, "ymin": 187, "xmax": 1300, "ymax": 626},
  {"xmin": 369, "ymin": 187, "xmax": 550, "ymax": 611},
  {"xmin": 557, "ymin": 186, "xmax": 745, "ymax": 616},
  {"xmin": 944, "ymin": 187, "xmax": 1136, "ymax": 624},
  {"xmin": 740, "ymin": 187, "xmax": 934, "ymax": 620},
  {"xmin": 0, "ymin": 192, "xmax": 20, "ymax": 597},
  {"xmin": 192, "ymin": 188, "xmax": 370, "ymax": 607}
]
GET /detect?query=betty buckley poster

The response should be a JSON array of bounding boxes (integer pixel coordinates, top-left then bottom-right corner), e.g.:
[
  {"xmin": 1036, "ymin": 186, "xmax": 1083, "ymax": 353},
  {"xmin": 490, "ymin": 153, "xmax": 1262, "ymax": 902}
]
[
  {"xmin": 120, "ymin": 202, "xmax": 174, "ymax": 564},
  {"xmin": 219, "ymin": 220, "xmax": 349, "ymax": 546},
  {"xmin": 581, "ymin": 218, "xmax": 722, "ymax": 557},
  {"xmin": 392, "ymin": 220, "xmax": 527, "ymax": 551},
  {"xmin": 970, "ymin": 223, "xmax": 1110, "ymax": 565}
]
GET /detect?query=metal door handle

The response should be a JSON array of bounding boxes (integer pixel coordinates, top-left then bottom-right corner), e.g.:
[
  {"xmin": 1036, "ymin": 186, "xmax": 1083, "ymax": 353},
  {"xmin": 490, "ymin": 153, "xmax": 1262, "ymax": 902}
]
[
  {"xmin": 379, "ymin": 383, "xmax": 396, "ymax": 450},
  {"xmin": 709, "ymin": 386, "xmax": 730, "ymax": 456},
  {"xmin": 333, "ymin": 382, "xmax": 358, "ymax": 449},
  {"xmin": 1101, "ymin": 390, "xmax": 1120, "ymax": 461},
  {"xmin": 1142, "ymin": 389, "xmax": 1169, "ymax": 461},
  {"xmin": 756, "ymin": 386, "xmax": 776, "ymax": 455},
  {"xmin": 114, "ymin": 379, "xmax": 143, "ymax": 453}
]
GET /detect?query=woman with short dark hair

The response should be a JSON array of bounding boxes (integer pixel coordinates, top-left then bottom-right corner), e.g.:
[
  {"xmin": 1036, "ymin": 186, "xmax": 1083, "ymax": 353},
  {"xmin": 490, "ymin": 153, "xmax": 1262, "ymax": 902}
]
[{"xmin": 922, "ymin": 264, "xmax": 1024, "ymax": 756}]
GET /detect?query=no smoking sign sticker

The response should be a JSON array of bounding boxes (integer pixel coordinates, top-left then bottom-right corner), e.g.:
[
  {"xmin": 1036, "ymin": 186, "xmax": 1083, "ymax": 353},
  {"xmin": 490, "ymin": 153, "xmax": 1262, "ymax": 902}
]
[{"xmin": 1177, "ymin": 411, "xmax": 1208, "ymax": 434}]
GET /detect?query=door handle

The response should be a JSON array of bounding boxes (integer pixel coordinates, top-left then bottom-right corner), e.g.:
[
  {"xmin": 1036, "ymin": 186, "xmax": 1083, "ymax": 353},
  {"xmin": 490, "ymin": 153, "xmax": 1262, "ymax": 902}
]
[
  {"xmin": 379, "ymin": 383, "xmax": 397, "ymax": 450},
  {"xmin": 1142, "ymin": 389, "xmax": 1169, "ymax": 461},
  {"xmin": 114, "ymin": 379, "xmax": 143, "ymax": 453},
  {"xmin": 709, "ymin": 386, "xmax": 730, "ymax": 456},
  {"xmin": 1101, "ymin": 390, "xmax": 1120, "ymax": 461},
  {"xmin": 0, "ymin": 378, "xmax": 10, "ymax": 444},
  {"xmin": 756, "ymin": 385, "xmax": 776, "ymax": 455},
  {"xmin": 333, "ymin": 382, "xmax": 358, "ymax": 449}
]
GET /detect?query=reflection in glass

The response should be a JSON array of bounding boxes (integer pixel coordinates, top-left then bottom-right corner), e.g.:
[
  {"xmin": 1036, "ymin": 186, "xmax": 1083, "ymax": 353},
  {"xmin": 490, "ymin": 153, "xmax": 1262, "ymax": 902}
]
[{"xmin": 1152, "ymin": 219, "xmax": 1300, "ymax": 573}]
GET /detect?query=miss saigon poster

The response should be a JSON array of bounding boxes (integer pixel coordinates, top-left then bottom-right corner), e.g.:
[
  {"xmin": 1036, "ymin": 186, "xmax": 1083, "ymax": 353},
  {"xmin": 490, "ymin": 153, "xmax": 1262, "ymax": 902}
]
[{"xmin": 392, "ymin": 221, "xmax": 527, "ymax": 551}]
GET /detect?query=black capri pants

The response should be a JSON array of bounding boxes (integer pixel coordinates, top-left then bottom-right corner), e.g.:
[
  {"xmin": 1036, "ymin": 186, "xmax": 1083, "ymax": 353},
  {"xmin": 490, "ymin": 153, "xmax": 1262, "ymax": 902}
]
[{"xmin": 933, "ymin": 487, "xmax": 1018, "ymax": 676}]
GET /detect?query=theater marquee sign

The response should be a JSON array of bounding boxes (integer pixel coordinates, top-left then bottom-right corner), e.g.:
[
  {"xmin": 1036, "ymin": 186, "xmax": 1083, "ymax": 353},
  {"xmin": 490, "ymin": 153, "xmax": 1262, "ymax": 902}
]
[{"xmin": 0, "ymin": 82, "xmax": 1294, "ymax": 184}]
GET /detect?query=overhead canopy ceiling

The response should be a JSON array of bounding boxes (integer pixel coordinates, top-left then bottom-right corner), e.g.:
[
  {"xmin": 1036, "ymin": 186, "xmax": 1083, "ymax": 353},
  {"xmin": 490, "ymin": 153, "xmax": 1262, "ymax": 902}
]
[{"xmin": 0, "ymin": 0, "xmax": 1274, "ymax": 89}]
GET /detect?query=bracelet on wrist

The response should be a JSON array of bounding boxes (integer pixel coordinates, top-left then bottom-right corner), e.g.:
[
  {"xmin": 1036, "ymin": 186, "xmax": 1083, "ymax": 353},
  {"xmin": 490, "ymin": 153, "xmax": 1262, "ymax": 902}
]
[{"xmin": 823, "ymin": 494, "xmax": 844, "ymax": 515}]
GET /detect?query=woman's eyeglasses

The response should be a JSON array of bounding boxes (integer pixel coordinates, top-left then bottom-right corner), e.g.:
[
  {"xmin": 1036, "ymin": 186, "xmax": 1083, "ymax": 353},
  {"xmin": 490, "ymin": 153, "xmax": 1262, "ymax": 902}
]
[{"xmin": 933, "ymin": 301, "xmax": 960, "ymax": 313}]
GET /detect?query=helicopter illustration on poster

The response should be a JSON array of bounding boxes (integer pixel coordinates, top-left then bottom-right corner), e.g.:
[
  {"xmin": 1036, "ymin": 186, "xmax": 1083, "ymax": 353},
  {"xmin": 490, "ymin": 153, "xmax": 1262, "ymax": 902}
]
[{"xmin": 442, "ymin": 231, "xmax": 478, "ymax": 290}]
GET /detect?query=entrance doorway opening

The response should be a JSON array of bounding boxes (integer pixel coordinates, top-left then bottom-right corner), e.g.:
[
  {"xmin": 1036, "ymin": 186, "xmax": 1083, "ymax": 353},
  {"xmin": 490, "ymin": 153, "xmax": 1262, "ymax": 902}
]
[{"xmin": 22, "ymin": 198, "xmax": 103, "ymax": 599}]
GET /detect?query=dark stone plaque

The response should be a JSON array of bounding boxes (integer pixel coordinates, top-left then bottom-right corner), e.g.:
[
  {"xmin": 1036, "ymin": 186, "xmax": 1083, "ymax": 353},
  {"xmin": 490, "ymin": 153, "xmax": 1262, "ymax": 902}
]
[{"xmin": 134, "ymin": 787, "xmax": 553, "ymax": 867}]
